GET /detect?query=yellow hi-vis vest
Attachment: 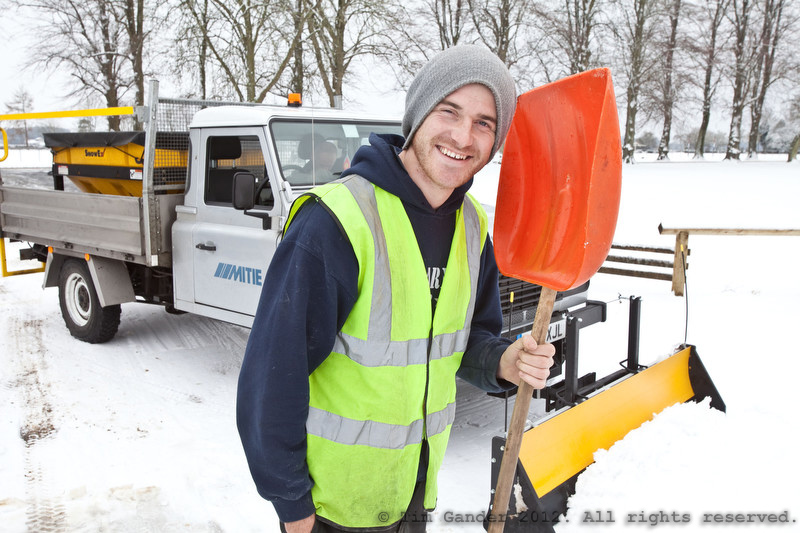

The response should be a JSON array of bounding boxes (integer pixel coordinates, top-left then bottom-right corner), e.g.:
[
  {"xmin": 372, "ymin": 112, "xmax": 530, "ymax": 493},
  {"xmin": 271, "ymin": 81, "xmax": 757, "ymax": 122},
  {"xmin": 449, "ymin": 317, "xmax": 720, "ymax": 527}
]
[{"xmin": 285, "ymin": 175, "xmax": 488, "ymax": 529}]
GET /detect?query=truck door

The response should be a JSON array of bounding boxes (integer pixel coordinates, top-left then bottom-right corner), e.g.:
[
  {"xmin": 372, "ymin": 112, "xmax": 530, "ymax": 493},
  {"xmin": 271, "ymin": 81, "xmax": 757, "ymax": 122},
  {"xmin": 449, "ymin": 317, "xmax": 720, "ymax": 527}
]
[{"xmin": 191, "ymin": 130, "xmax": 278, "ymax": 324}]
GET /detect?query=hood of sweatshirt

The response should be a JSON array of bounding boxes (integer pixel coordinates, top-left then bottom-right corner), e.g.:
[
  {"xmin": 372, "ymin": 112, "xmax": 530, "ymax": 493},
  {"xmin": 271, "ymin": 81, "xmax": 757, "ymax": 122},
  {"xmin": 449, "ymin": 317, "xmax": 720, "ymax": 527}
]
[{"xmin": 341, "ymin": 133, "xmax": 473, "ymax": 217}]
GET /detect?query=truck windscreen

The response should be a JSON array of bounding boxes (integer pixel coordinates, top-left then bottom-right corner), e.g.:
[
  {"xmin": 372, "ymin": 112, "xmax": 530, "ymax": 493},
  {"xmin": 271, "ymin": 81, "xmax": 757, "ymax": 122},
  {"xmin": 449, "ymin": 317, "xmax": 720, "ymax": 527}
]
[{"xmin": 270, "ymin": 119, "xmax": 401, "ymax": 187}]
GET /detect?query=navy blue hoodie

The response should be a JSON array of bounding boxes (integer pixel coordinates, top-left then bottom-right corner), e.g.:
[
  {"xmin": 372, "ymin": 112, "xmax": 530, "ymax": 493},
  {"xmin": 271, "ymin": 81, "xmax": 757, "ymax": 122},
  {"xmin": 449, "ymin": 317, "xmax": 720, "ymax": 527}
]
[{"xmin": 236, "ymin": 133, "xmax": 514, "ymax": 523}]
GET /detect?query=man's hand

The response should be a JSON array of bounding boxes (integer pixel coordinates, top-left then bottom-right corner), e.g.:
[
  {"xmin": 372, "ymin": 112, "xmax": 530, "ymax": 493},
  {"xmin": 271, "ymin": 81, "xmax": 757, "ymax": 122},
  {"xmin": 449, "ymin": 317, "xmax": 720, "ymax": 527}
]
[
  {"xmin": 284, "ymin": 514, "xmax": 316, "ymax": 533},
  {"xmin": 497, "ymin": 335, "xmax": 555, "ymax": 389}
]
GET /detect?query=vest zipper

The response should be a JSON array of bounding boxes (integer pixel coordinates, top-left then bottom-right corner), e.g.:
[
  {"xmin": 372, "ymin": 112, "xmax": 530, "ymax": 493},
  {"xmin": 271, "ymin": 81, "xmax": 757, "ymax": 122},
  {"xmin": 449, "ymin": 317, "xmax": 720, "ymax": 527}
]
[
  {"xmin": 419, "ymin": 295, "xmax": 435, "ymax": 491},
  {"xmin": 423, "ymin": 326, "xmax": 433, "ymax": 438}
]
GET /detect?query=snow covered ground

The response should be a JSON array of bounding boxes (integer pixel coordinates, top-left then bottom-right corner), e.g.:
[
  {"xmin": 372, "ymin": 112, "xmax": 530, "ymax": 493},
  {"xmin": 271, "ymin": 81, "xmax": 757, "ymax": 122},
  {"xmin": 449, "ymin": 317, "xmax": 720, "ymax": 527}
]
[{"xmin": 1, "ymin": 152, "xmax": 798, "ymax": 532}]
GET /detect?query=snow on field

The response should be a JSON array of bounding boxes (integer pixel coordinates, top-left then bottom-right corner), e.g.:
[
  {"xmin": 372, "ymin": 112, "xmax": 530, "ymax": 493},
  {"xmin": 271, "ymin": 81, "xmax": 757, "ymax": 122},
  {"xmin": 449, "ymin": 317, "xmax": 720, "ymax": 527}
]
[{"xmin": 1, "ymin": 151, "xmax": 799, "ymax": 532}]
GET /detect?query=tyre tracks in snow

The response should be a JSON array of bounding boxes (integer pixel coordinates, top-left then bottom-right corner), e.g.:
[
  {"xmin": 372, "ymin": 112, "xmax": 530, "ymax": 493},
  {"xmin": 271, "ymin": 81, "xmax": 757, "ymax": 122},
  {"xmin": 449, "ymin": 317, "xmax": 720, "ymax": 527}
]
[{"xmin": 8, "ymin": 315, "xmax": 67, "ymax": 533}]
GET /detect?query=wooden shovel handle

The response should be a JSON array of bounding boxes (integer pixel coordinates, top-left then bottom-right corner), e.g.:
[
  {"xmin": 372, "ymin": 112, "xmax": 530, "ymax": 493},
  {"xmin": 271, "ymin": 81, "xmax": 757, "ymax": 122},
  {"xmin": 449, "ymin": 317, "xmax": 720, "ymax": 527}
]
[{"xmin": 488, "ymin": 286, "xmax": 557, "ymax": 533}]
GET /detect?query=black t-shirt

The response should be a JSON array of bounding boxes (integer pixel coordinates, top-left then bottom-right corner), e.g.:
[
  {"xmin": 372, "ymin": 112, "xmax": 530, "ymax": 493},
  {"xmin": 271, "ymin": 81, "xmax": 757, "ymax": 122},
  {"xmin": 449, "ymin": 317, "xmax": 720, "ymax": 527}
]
[{"xmin": 404, "ymin": 203, "xmax": 456, "ymax": 308}]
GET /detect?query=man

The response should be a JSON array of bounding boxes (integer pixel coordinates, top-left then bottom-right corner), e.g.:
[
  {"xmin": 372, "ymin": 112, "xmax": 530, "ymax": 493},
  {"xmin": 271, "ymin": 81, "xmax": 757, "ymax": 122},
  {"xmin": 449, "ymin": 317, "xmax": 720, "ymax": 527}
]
[
  {"xmin": 292, "ymin": 137, "xmax": 339, "ymax": 184},
  {"xmin": 237, "ymin": 45, "xmax": 555, "ymax": 533}
]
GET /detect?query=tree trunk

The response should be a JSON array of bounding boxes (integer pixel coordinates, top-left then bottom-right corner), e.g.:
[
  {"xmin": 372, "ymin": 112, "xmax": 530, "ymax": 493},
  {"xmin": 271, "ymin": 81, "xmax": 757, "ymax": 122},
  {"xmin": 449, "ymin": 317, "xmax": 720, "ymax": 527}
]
[
  {"xmin": 97, "ymin": 1, "xmax": 122, "ymax": 131},
  {"xmin": 289, "ymin": 0, "xmax": 305, "ymax": 95},
  {"xmin": 747, "ymin": 0, "xmax": 784, "ymax": 158},
  {"xmin": 123, "ymin": 0, "xmax": 146, "ymax": 128},
  {"xmin": 693, "ymin": 0, "xmax": 726, "ymax": 159},
  {"xmin": 657, "ymin": 0, "xmax": 682, "ymax": 161},
  {"xmin": 724, "ymin": 0, "xmax": 752, "ymax": 161},
  {"xmin": 567, "ymin": 0, "xmax": 597, "ymax": 74},
  {"xmin": 330, "ymin": 4, "xmax": 347, "ymax": 108},
  {"xmin": 621, "ymin": 0, "xmax": 653, "ymax": 164},
  {"xmin": 199, "ymin": 26, "xmax": 208, "ymax": 100},
  {"xmin": 788, "ymin": 134, "xmax": 800, "ymax": 162},
  {"xmin": 622, "ymin": 85, "xmax": 638, "ymax": 163},
  {"xmin": 105, "ymin": 83, "xmax": 122, "ymax": 131},
  {"xmin": 694, "ymin": 100, "xmax": 711, "ymax": 159}
]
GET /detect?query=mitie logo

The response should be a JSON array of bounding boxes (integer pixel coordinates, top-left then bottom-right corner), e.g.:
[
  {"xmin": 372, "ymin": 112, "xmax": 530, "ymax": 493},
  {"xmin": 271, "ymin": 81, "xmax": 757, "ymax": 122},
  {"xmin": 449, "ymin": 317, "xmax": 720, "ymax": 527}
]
[
  {"xmin": 214, "ymin": 262, "xmax": 263, "ymax": 286},
  {"xmin": 84, "ymin": 148, "xmax": 106, "ymax": 157}
]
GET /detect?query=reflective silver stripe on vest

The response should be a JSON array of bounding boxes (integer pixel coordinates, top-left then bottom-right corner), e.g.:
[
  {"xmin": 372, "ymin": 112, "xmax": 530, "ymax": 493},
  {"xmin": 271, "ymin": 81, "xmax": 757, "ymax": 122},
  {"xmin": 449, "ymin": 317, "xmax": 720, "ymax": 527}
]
[
  {"xmin": 426, "ymin": 401, "xmax": 456, "ymax": 438},
  {"xmin": 330, "ymin": 177, "xmax": 483, "ymax": 367},
  {"xmin": 334, "ymin": 329, "xmax": 474, "ymax": 368},
  {"xmin": 460, "ymin": 197, "xmax": 482, "ymax": 334},
  {"xmin": 307, "ymin": 401, "xmax": 456, "ymax": 448},
  {"xmin": 341, "ymin": 177, "xmax": 393, "ymax": 341},
  {"xmin": 334, "ymin": 334, "xmax": 429, "ymax": 367},
  {"xmin": 308, "ymin": 406, "xmax": 424, "ymax": 449}
]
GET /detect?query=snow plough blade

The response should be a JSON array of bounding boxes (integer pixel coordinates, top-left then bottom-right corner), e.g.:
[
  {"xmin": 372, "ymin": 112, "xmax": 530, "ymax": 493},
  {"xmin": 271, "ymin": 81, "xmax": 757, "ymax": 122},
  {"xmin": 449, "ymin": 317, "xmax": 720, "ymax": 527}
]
[{"xmin": 488, "ymin": 344, "xmax": 725, "ymax": 532}]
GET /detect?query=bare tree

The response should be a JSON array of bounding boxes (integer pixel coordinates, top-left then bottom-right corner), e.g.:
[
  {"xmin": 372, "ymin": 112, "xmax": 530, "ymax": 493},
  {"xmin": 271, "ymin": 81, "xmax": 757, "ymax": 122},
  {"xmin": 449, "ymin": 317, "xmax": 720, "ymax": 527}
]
[
  {"xmin": 119, "ymin": 0, "xmax": 146, "ymax": 109},
  {"xmin": 175, "ymin": 0, "xmax": 212, "ymax": 99},
  {"xmin": 723, "ymin": 0, "xmax": 756, "ymax": 160},
  {"xmin": 288, "ymin": 0, "xmax": 307, "ymax": 96},
  {"xmin": 178, "ymin": 0, "xmax": 304, "ymax": 102},
  {"xmin": 745, "ymin": 0, "xmax": 787, "ymax": 157},
  {"xmin": 616, "ymin": 0, "xmax": 662, "ymax": 163},
  {"xmin": 24, "ymin": 0, "xmax": 134, "ymax": 130},
  {"xmin": 684, "ymin": 0, "xmax": 730, "ymax": 159},
  {"xmin": 429, "ymin": 0, "xmax": 470, "ymax": 48},
  {"xmin": 468, "ymin": 0, "xmax": 533, "ymax": 67},
  {"xmin": 656, "ymin": 0, "xmax": 682, "ymax": 160},
  {"xmin": 538, "ymin": 0, "xmax": 603, "ymax": 75},
  {"xmin": 116, "ymin": 0, "xmax": 157, "ymax": 129},
  {"xmin": 4, "ymin": 88, "xmax": 35, "ymax": 147},
  {"xmin": 378, "ymin": 0, "xmax": 471, "ymax": 90},
  {"xmin": 307, "ymin": 0, "xmax": 400, "ymax": 107}
]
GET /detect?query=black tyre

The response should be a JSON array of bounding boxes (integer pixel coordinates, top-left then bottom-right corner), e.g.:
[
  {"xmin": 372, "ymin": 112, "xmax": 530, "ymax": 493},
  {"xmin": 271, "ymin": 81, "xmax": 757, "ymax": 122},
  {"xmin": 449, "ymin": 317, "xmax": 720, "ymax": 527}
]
[{"xmin": 58, "ymin": 259, "xmax": 121, "ymax": 343}]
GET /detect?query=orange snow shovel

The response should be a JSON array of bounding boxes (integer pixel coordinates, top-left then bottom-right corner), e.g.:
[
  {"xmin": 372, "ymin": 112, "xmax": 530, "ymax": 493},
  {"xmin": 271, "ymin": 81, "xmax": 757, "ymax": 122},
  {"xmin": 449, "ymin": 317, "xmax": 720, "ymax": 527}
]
[{"xmin": 488, "ymin": 68, "xmax": 622, "ymax": 532}]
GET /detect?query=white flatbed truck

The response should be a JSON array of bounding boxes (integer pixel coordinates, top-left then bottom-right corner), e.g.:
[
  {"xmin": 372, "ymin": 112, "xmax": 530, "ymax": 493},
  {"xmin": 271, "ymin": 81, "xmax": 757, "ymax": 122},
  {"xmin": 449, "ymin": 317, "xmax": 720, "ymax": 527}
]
[{"xmin": 0, "ymin": 83, "xmax": 401, "ymax": 342}]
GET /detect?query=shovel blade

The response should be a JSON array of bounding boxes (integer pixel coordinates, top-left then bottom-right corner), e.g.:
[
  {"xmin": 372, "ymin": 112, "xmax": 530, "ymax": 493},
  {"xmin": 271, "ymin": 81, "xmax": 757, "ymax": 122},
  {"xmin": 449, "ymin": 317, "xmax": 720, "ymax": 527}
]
[{"xmin": 494, "ymin": 68, "xmax": 622, "ymax": 291}]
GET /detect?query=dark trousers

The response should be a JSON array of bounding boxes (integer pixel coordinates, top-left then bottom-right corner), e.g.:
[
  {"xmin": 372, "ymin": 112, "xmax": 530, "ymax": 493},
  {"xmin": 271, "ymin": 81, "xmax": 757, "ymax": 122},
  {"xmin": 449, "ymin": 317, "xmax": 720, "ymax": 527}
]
[{"xmin": 281, "ymin": 482, "xmax": 429, "ymax": 533}]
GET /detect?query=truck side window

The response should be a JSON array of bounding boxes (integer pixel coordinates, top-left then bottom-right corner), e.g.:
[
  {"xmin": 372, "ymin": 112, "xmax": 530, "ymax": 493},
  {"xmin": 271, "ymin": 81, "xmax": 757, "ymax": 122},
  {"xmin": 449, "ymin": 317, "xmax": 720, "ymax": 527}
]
[{"xmin": 205, "ymin": 135, "xmax": 270, "ymax": 208}]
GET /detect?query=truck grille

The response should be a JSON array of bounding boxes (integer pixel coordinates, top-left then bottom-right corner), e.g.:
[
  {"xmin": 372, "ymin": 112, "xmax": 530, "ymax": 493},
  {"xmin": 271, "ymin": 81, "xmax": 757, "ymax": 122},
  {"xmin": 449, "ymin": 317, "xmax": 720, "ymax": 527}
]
[
  {"xmin": 498, "ymin": 274, "xmax": 542, "ymax": 337},
  {"xmin": 498, "ymin": 275, "xmax": 591, "ymax": 338}
]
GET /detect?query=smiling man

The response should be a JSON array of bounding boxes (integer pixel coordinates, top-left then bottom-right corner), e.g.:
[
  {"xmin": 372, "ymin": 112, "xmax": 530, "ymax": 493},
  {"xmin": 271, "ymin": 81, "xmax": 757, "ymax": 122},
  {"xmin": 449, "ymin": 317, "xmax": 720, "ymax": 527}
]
[
  {"xmin": 399, "ymin": 84, "xmax": 497, "ymax": 208},
  {"xmin": 237, "ymin": 45, "xmax": 555, "ymax": 533}
]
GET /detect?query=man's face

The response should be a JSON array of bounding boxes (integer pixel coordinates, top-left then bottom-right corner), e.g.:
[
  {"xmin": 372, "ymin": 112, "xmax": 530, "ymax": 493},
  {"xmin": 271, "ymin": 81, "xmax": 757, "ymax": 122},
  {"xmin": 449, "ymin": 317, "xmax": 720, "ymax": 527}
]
[
  {"xmin": 315, "ymin": 142, "xmax": 337, "ymax": 170},
  {"xmin": 403, "ymin": 83, "xmax": 497, "ymax": 207}
]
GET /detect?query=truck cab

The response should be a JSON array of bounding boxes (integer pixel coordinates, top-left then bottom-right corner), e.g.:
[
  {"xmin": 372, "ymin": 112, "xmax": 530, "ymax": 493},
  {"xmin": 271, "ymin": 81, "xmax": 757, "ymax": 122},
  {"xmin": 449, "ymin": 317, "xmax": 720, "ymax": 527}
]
[{"xmin": 171, "ymin": 105, "xmax": 402, "ymax": 326}]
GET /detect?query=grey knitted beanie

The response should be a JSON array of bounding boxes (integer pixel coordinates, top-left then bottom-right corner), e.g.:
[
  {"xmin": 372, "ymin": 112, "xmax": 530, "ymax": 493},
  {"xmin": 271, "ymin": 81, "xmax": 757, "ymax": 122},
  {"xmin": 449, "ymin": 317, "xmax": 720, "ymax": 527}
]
[{"xmin": 402, "ymin": 45, "xmax": 517, "ymax": 159}]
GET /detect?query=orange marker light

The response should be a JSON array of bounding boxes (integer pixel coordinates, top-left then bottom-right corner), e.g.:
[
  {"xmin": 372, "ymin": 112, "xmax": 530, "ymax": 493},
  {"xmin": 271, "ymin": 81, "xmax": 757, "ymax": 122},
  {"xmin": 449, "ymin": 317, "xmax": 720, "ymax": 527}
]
[{"xmin": 287, "ymin": 93, "xmax": 302, "ymax": 107}]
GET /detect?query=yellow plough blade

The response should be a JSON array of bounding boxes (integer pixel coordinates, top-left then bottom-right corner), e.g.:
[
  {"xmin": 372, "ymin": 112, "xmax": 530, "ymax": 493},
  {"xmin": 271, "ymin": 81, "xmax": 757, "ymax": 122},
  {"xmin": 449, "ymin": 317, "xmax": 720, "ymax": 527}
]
[
  {"xmin": 522, "ymin": 344, "xmax": 722, "ymax": 496},
  {"xmin": 489, "ymin": 345, "xmax": 724, "ymax": 532}
]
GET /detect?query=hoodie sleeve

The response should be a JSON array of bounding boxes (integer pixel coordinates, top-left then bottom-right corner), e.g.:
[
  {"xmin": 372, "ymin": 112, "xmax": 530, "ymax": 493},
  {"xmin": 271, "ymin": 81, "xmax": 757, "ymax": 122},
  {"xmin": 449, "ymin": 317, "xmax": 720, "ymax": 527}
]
[
  {"xmin": 236, "ymin": 201, "xmax": 358, "ymax": 523},
  {"xmin": 457, "ymin": 236, "xmax": 516, "ymax": 393}
]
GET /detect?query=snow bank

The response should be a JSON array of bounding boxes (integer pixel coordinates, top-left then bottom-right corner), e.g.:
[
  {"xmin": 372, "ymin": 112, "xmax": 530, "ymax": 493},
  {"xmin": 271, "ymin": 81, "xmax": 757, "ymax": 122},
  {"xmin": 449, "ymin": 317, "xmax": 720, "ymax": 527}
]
[{"xmin": 0, "ymin": 148, "xmax": 52, "ymax": 168}]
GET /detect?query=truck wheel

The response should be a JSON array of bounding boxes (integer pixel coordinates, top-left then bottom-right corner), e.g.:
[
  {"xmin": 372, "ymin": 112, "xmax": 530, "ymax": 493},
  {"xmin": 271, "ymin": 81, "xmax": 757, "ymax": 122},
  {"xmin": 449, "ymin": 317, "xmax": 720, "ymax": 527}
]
[{"xmin": 58, "ymin": 259, "xmax": 121, "ymax": 343}]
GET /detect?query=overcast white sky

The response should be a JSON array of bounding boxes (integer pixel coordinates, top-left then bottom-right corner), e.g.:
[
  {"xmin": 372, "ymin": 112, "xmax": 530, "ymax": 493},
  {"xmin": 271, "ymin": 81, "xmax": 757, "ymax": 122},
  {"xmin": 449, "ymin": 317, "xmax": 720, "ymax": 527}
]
[{"xmin": 1, "ymin": 7, "xmax": 74, "ymax": 119}]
